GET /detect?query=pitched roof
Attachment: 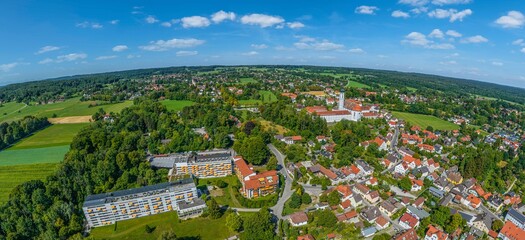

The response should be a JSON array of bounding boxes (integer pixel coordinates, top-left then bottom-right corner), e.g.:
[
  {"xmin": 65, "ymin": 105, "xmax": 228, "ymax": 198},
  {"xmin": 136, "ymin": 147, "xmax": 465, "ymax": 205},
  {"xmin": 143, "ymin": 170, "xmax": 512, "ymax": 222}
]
[
  {"xmin": 400, "ymin": 212, "xmax": 419, "ymax": 228},
  {"xmin": 234, "ymin": 156, "xmax": 254, "ymax": 178},
  {"xmin": 426, "ymin": 225, "xmax": 448, "ymax": 240},
  {"xmin": 244, "ymin": 170, "xmax": 278, "ymax": 190},
  {"xmin": 500, "ymin": 221, "xmax": 525, "ymax": 240},
  {"xmin": 297, "ymin": 234, "xmax": 315, "ymax": 240},
  {"xmin": 317, "ymin": 164, "xmax": 337, "ymax": 180},
  {"xmin": 394, "ymin": 228, "xmax": 418, "ymax": 240},
  {"xmin": 376, "ymin": 216, "xmax": 389, "ymax": 227},
  {"xmin": 290, "ymin": 212, "xmax": 309, "ymax": 224}
]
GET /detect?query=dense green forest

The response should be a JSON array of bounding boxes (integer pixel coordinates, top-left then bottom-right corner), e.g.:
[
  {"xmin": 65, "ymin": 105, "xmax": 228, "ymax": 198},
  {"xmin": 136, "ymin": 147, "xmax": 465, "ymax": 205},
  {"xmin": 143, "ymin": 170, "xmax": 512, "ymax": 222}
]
[{"xmin": 0, "ymin": 116, "xmax": 50, "ymax": 150}]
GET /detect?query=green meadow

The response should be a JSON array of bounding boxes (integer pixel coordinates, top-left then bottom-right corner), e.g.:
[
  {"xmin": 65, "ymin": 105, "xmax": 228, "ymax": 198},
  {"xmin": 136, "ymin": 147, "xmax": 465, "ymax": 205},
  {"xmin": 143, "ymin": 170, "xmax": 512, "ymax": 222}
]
[
  {"xmin": 0, "ymin": 163, "xmax": 57, "ymax": 204},
  {"xmin": 392, "ymin": 111, "xmax": 459, "ymax": 131},
  {"xmin": 160, "ymin": 100, "xmax": 195, "ymax": 112}
]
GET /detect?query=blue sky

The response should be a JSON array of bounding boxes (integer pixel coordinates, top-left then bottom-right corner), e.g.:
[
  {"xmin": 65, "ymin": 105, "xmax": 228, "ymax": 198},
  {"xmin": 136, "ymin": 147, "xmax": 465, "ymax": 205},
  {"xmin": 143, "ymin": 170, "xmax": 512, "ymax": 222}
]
[{"xmin": 1, "ymin": 0, "xmax": 524, "ymax": 88}]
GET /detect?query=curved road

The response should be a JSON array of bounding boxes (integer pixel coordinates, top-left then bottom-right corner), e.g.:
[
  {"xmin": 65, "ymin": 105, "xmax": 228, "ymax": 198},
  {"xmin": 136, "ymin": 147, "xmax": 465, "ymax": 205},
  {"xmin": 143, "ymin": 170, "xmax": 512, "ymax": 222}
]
[{"xmin": 268, "ymin": 144, "xmax": 293, "ymax": 220}]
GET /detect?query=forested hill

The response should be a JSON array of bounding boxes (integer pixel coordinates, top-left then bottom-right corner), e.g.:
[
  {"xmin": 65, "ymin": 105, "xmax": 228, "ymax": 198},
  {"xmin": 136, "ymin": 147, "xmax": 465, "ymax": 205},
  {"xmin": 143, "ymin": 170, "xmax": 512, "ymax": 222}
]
[
  {"xmin": 0, "ymin": 65, "xmax": 524, "ymax": 104},
  {"xmin": 347, "ymin": 68, "xmax": 525, "ymax": 104}
]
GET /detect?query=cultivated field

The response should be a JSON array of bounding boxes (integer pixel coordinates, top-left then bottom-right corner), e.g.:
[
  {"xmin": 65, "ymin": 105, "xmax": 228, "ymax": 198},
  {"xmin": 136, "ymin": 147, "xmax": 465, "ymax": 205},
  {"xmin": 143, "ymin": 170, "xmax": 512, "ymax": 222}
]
[
  {"xmin": 0, "ymin": 98, "xmax": 132, "ymax": 123},
  {"xmin": 238, "ymin": 90, "xmax": 277, "ymax": 105},
  {"xmin": 0, "ymin": 163, "xmax": 57, "ymax": 204},
  {"xmin": 48, "ymin": 116, "xmax": 92, "ymax": 124},
  {"xmin": 0, "ymin": 145, "xmax": 70, "ymax": 166},
  {"xmin": 346, "ymin": 80, "xmax": 370, "ymax": 89},
  {"xmin": 9, "ymin": 123, "xmax": 88, "ymax": 150},
  {"xmin": 392, "ymin": 111, "xmax": 460, "ymax": 131},
  {"xmin": 89, "ymin": 211, "xmax": 233, "ymax": 240},
  {"xmin": 160, "ymin": 100, "xmax": 195, "ymax": 112}
]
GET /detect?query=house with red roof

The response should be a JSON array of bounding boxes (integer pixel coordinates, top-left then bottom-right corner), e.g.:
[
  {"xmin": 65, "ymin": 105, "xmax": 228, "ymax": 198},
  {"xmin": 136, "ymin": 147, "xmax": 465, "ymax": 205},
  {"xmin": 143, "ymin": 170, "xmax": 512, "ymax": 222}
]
[
  {"xmin": 411, "ymin": 179, "xmax": 423, "ymax": 192},
  {"xmin": 234, "ymin": 156, "xmax": 279, "ymax": 199},
  {"xmin": 425, "ymin": 225, "xmax": 449, "ymax": 240},
  {"xmin": 498, "ymin": 221, "xmax": 525, "ymax": 240},
  {"xmin": 399, "ymin": 212, "xmax": 420, "ymax": 229}
]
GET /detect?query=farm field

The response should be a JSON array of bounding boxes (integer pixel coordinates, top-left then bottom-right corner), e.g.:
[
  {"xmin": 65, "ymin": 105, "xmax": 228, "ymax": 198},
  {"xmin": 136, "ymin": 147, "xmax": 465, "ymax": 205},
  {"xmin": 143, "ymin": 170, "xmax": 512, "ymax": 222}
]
[
  {"xmin": 238, "ymin": 90, "xmax": 277, "ymax": 105},
  {"xmin": 346, "ymin": 80, "xmax": 370, "ymax": 89},
  {"xmin": 0, "ymin": 145, "xmax": 70, "ymax": 166},
  {"xmin": 9, "ymin": 123, "xmax": 88, "ymax": 150},
  {"xmin": 89, "ymin": 211, "xmax": 233, "ymax": 240},
  {"xmin": 0, "ymin": 163, "xmax": 57, "ymax": 204},
  {"xmin": 0, "ymin": 98, "xmax": 133, "ymax": 123},
  {"xmin": 160, "ymin": 100, "xmax": 195, "ymax": 112},
  {"xmin": 240, "ymin": 77, "xmax": 257, "ymax": 84},
  {"xmin": 392, "ymin": 111, "xmax": 460, "ymax": 131}
]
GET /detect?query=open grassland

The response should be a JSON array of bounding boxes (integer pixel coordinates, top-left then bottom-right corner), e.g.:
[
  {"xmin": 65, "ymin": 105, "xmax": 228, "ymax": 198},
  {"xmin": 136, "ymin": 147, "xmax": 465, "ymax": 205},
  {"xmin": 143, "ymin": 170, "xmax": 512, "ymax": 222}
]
[
  {"xmin": 238, "ymin": 90, "xmax": 277, "ymax": 105},
  {"xmin": 392, "ymin": 111, "xmax": 459, "ymax": 131},
  {"xmin": 0, "ymin": 98, "xmax": 132, "ymax": 123},
  {"xmin": 259, "ymin": 119, "xmax": 289, "ymax": 135},
  {"xmin": 240, "ymin": 77, "xmax": 257, "ymax": 84},
  {"xmin": 0, "ymin": 145, "xmax": 70, "ymax": 166},
  {"xmin": 10, "ymin": 123, "xmax": 88, "ymax": 150},
  {"xmin": 0, "ymin": 163, "xmax": 57, "ymax": 204},
  {"xmin": 346, "ymin": 80, "xmax": 370, "ymax": 89},
  {"xmin": 89, "ymin": 211, "xmax": 233, "ymax": 240},
  {"xmin": 160, "ymin": 100, "xmax": 195, "ymax": 112},
  {"xmin": 48, "ymin": 116, "xmax": 92, "ymax": 124}
]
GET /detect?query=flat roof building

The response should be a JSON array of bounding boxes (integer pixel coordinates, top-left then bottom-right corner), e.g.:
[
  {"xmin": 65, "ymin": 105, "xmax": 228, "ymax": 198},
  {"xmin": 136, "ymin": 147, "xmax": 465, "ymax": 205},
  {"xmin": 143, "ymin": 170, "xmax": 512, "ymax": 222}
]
[
  {"xmin": 149, "ymin": 149, "xmax": 233, "ymax": 179},
  {"xmin": 82, "ymin": 178, "xmax": 206, "ymax": 228}
]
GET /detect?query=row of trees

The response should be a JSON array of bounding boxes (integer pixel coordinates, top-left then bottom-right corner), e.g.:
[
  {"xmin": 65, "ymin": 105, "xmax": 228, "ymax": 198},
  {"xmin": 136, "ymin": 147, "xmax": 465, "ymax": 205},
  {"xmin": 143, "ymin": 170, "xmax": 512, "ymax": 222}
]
[{"xmin": 0, "ymin": 116, "xmax": 50, "ymax": 150}]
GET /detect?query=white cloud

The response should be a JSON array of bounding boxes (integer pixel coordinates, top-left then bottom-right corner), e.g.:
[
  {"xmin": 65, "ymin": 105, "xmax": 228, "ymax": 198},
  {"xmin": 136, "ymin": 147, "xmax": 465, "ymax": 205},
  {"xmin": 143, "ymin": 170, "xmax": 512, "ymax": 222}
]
[
  {"xmin": 428, "ymin": 8, "xmax": 472, "ymax": 22},
  {"xmin": 242, "ymin": 51, "xmax": 259, "ymax": 56},
  {"xmin": 521, "ymin": 48, "xmax": 525, "ymax": 53},
  {"xmin": 176, "ymin": 51, "xmax": 198, "ymax": 56},
  {"xmin": 0, "ymin": 62, "xmax": 18, "ymax": 72},
  {"xmin": 403, "ymin": 31, "xmax": 455, "ymax": 49},
  {"xmin": 127, "ymin": 54, "xmax": 141, "ymax": 59},
  {"xmin": 56, "ymin": 53, "xmax": 87, "ymax": 62},
  {"xmin": 411, "ymin": 7, "xmax": 428, "ymax": 14},
  {"xmin": 355, "ymin": 6, "xmax": 379, "ymax": 15},
  {"xmin": 181, "ymin": 16, "xmax": 211, "ymax": 28},
  {"xmin": 461, "ymin": 35, "xmax": 488, "ymax": 43},
  {"xmin": 211, "ymin": 10, "xmax": 236, "ymax": 23},
  {"xmin": 139, "ymin": 38, "xmax": 205, "ymax": 51},
  {"xmin": 76, "ymin": 21, "xmax": 103, "ymax": 29},
  {"xmin": 398, "ymin": 0, "xmax": 429, "ymax": 6},
  {"xmin": 492, "ymin": 61, "xmax": 503, "ymax": 66},
  {"xmin": 512, "ymin": 39, "xmax": 525, "ymax": 46},
  {"xmin": 161, "ymin": 22, "xmax": 172, "ymax": 27},
  {"xmin": 429, "ymin": 29, "xmax": 445, "ymax": 38},
  {"xmin": 251, "ymin": 44, "xmax": 268, "ymax": 49},
  {"xmin": 112, "ymin": 45, "xmax": 128, "ymax": 52},
  {"xmin": 446, "ymin": 30, "xmax": 462, "ymax": 37},
  {"xmin": 110, "ymin": 20, "xmax": 119, "ymax": 25},
  {"xmin": 392, "ymin": 10, "xmax": 410, "ymax": 18},
  {"xmin": 287, "ymin": 22, "xmax": 305, "ymax": 29},
  {"xmin": 36, "ymin": 46, "xmax": 60, "ymax": 54},
  {"xmin": 348, "ymin": 48, "xmax": 365, "ymax": 54},
  {"xmin": 96, "ymin": 55, "xmax": 117, "ymax": 60},
  {"xmin": 432, "ymin": 0, "xmax": 472, "ymax": 5},
  {"xmin": 495, "ymin": 11, "xmax": 524, "ymax": 28},
  {"xmin": 38, "ymin": 58, "xmax": 54, "ymax": 64},
  {"xmin": 294, "ymin": 39, "xmax": 345, "ymax": 51},
  {"xmin": 145, "ymin": 16, "xmax": 159, "ymax": 24},
  {"xmin": 439, "ymin": 60, "xmax": 457, "ymax": 65},
  {"xmin": 240, "ymin": 14, "xmax": 285, "ymax": 28}
]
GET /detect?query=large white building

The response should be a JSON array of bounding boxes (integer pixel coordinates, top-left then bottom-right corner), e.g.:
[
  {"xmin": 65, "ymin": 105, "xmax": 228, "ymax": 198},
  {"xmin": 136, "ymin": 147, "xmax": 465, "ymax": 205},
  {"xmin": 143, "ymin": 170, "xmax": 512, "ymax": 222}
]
[
  {"xmin": 82, "ymin": 178, "xmax": 206, "ymax": 228},
  {"xmin": 306, "ymin": 90, "xmax": 380, "ymax": 123},
  {"xmin": 149, "ymin": 150, "xmax": 233, "ymax": 178}
]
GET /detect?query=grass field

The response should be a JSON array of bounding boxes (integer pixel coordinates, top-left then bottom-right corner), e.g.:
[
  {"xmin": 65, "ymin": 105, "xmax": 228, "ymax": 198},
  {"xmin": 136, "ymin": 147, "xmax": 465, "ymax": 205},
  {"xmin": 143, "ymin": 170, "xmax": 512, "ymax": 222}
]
[
  {"xmin": 89, "ymin": 211, "xmax": 233, "ymax": 240},
  {"xmin": 198, "ymin": 175, "xmax": 242, "ymax": 208},
  {"xmin": 392, "ymin": 111, "xmax": 459, "ymax": 131},
  {"xmin": 160, "ymin": 100, "xmax": 195, "ymax": 112},
  {"xmin": 0, "ymin": 98, "xmax": 133, "ymax": 123},
  {"xmin": 259, "ymin": 120, "xmax": 289, "ymax": 134},
  {"xmin": 10, "ymin": 123, "xmax": 88, "ymax": 150},
  {"xmin": 240, "ymin": 77, "xmax": 257, "ymax": 84},
  {"xmin": 238, "ymin": 90, "xmax": 277, "ymax": 106},
  {"xmin": 346, "ymin": 80, "xmax": 370, "ymax": 89},
  {"xmin": 0, "ymin": 145, "xmax": 70, "ymax": 166},
  {"xmin": 0, "ymin": 163, "xmax": 57, "ymax": 204}
]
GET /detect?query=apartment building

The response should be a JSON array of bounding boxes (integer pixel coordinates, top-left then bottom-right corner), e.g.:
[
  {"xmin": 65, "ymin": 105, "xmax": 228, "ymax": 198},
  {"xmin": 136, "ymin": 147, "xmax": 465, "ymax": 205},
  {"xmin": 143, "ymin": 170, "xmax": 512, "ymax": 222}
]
[{"xmin": 149, "ymin": 149, "xmax": 233, "ymax": 178}]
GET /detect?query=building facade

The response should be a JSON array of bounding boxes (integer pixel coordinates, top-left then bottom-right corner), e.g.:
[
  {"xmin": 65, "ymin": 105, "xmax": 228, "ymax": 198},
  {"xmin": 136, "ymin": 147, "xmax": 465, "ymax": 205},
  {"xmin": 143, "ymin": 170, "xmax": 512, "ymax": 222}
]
[
  {"xmin": 233, "ymin": 156, "xmax": 279, "ymax": 199},
  {"xmin": 82, "ymin": 178, "xmax": 206, "ymax": 228},
  {"xmin": 149, "ymin": 150, "xmax": 233, "ymax": 178}
]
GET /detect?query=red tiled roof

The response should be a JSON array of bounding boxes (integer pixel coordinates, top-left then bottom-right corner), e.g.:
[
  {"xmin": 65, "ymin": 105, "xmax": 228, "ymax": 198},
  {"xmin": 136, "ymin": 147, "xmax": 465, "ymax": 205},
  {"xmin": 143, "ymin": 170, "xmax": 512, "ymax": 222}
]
[
  {"xmin": 394, "ymin": 228, "xmax": 418, "ymax": 240},
  {"xmin": 305, "ymin": 106, "xmax": 327, "ymax": 113},
  {"xmin": 376, "ymin": 216, "xmax": 389, "ymax": 227},
  {"xmin": 340, "ymin": 199, "xmax": 352, "ymax": 209},
  {"xmin": 297, "ymin": 234, "xmax": 315, "ymax": 240},
  {"xmin": 336, "ymin": 185, "xmax": 353, "ymax": 198},
  {"xmin": 291, "ymin": 136, "xmax": 303, "ymax": 141},
  {"xmin": 318, "ymin": 165, "xmax": 337, "ymax": 180},
  {"xmin": 244, "ymin": 170, "xmax": 278, "ymax": 190},
  {"xmin": 316, "ymin": 110, "xmax": 351, "ymax": 116},
  {"xmin": 426, "ymin": 225, "xmax": 448, "ymax": 240},
  {"xmin": 234, "ymin": 156, "xmax": 254, "ymax": 179},
  {"xmin": 500, "ymin": 221, "xmax": 525, "ymax": 240},
  {"xmin": 290, "ymin": 212, "xmax": 308, "ymax": 225},
  {"xmin": 400, "ymin": 213, "xmax": 419, "ymax": 228}
]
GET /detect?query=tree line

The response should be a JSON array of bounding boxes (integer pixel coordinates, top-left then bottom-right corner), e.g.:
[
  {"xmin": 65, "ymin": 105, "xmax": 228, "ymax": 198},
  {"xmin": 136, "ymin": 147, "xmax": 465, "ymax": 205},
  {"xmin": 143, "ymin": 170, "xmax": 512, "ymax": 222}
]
[{"xmin": 0, "ymin": 116, "xmax": 50, "ymax": 150}]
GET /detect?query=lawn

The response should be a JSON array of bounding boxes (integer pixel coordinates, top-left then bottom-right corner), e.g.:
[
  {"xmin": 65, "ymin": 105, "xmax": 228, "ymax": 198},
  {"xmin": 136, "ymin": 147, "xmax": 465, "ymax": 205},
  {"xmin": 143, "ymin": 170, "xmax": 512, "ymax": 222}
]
[
  {"xmin": 346, "ymin": 80, "xmax": 370, "ymax": 89},
  {"xmin": 0, "ymin": 163, "xmax": 57, "ymax": 204},
  {"xmin": 0, "ymin": 145, "xmax": 70, "ymax": 166},
  {"xmin": 392, "ymin": 111, "xmax": 459, "ymax": 131},
  {"xmin": 10, "ymin": 123, "xmax": 88, "ymax": 150},
  {"xmin": 0, "ymin": 98, "xmax": 133, "ymax": 123},
  {"xmin": 89, "ymin": 211, "xmax": 234, "ymax": 240},
  {"xmin": 197, "ymin": 175, "xmax": 242, "ymax": 208},
  {"xmin": 259, "ymin": 119, "xmax": 289, "ymax": 135},
  {"xmin": 240, "ymin": 77, "xmax": 257, "ymax": 84},
  {"xmin": 160, "ymin": 100, "xmax": 195, "ymax": 112},
  {"xmin": 259, "ymin": 90, "xmax": 277, "ymax": 102}
]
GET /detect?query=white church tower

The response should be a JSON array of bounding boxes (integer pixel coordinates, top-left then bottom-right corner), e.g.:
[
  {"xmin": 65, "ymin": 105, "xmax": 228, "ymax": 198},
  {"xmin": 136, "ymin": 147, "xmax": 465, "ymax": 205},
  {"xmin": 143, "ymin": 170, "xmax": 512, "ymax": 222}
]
[{"xmin": 338, "ymin": 90, "xmax": 345, "ymax": 110}]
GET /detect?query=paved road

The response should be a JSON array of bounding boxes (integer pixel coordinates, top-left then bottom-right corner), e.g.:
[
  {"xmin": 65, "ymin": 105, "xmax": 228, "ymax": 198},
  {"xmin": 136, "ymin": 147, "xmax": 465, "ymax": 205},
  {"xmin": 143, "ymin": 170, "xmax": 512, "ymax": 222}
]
[
  {"xmin": 231, "ymin": 207, "xmax": 262, "ymax": 213},
  {"xmin": 268, "ymin": 144, "xmax": 293, "ymax": 220},
  {"xmin": 479, "ymin": 204, "xmax": 502, "ymax": 221},
  {"xmin": 300, "ymin": 183, "xmax": 333, "ymax": 196},
  {"xmin": 390, "ymin": 185, "xmax": 417, "ymax": 199},
  {"xmin": 381, "ymin": 126, "xmax": 401, "ymax": 174}
]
